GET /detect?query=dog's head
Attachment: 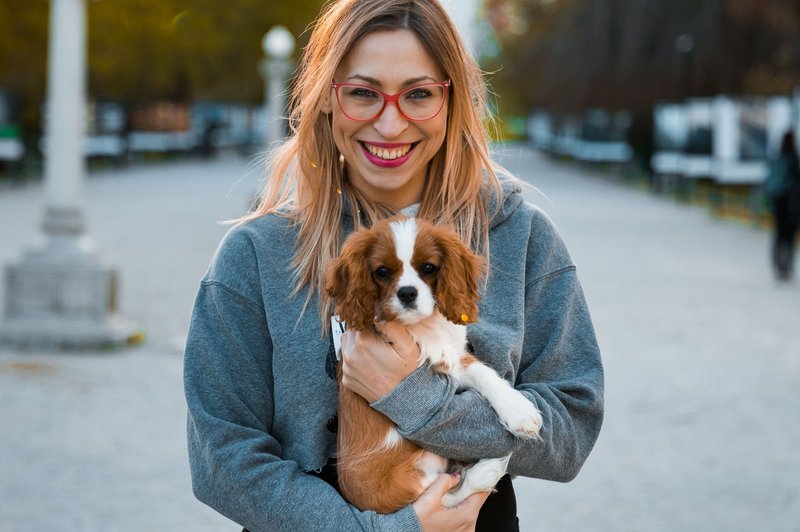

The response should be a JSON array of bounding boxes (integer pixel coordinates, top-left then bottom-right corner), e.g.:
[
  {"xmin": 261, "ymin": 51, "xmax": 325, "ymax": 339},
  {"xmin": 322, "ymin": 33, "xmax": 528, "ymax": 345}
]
[{"xmin": 325, "ymin": 216, "xmax": 485, "ymax": 330}]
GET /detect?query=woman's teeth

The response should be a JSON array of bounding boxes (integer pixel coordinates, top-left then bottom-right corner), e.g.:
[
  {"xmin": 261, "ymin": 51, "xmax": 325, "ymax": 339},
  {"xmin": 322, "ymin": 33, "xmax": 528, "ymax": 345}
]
[{"xmin": 363, "ymin": 143, "xmax": 413, "ymax": 160}]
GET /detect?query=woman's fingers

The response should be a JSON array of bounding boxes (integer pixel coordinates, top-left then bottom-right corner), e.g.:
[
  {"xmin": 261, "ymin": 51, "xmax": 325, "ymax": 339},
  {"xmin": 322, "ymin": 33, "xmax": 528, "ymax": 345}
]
[
  {"xmin": 412, "ymin": 473, "xmax": 490, "ymax": 532},
  {"xmin": 339, "ymin": 328, "xmax": 414, "ymax": 402},
  {"xmin": 375, "ymin": 321, "xmax": 419, "ymax": 362}
]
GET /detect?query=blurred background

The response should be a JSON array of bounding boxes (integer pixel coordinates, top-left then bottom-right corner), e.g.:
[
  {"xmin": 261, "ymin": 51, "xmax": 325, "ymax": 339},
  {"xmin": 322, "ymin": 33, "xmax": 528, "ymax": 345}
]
[
  {"xmin": 1, "ymin": 1, "xmax": 799, "ymax": 531},
  {"xmin": 1, "ymin": 0, "xmax": 799, "ymax": 194},
  {"xmin": 0, "ymin": 0, "xmax": 326, "ymax": 170}
]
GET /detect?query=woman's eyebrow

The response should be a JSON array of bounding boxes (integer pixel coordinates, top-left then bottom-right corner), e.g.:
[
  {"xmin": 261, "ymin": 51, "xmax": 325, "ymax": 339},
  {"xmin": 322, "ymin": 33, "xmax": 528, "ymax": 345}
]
[{"xmin": 344, "ymin": 74, "xmax": 439, "ymax": 87}]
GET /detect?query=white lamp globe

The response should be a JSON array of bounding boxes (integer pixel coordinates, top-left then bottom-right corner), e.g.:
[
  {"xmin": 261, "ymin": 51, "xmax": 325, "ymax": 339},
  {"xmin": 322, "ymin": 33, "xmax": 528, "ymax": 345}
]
[{"xmin": 262, "ymin": 26, "xmax": 295, "ymax": 60}]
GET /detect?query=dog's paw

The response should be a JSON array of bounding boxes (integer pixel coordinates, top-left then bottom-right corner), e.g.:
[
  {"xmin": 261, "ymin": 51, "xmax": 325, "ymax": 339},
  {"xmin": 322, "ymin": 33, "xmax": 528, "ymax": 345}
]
[
  {"xmin": 498, "ymin": 396, "xmax": 543, "ymax": 439},
  {"xmin": 441, "ymin": 490, "xmax": 463, "ymax": 508},
  {"xmin": 441, "ymin": 456, "xmax": 511, "ymax": 508},
  {"xmin": 464, "ymin": 456, "xmax": 511, "ymax": 491}
]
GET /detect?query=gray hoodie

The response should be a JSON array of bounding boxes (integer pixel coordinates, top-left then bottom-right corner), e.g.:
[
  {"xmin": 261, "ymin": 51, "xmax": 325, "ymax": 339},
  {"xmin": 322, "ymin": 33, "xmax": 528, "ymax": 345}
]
[{"xmin": 184, "ymin": 182, "xmax": 604, "ymax": 531}]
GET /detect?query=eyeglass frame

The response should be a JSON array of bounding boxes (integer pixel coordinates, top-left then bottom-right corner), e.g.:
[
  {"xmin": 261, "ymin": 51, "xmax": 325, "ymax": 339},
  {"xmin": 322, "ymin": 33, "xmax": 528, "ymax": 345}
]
[{"xmin": 330, "ymin": 80, "xmax": 451, "ymax": 122}]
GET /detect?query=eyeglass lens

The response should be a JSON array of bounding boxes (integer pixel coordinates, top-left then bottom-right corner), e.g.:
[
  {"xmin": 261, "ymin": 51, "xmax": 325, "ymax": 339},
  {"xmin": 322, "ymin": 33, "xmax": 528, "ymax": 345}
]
[{"xmin": 336, "ymin": 84, "xmax": 446, "ymax": 120}]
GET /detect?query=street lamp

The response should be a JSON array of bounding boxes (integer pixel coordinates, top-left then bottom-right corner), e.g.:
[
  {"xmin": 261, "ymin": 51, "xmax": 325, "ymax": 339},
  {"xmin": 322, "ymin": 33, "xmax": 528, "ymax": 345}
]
[
  {"xmin": 261, "ymin": 25, "xmax": 295, "ymax": 148},
  {"xmin": 0, "ymin": 0, "xmax": 137, "ymax": 348},
  {"xmin": 674, "ymin": 33, "xmax": 695, "ymax": 99}
]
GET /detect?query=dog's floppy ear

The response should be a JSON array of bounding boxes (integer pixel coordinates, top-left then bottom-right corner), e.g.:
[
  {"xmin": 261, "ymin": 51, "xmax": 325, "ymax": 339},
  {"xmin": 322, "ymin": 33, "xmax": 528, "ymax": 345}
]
[
  {"xmin": 324, "ymin": 230, "xmax": 377, "ymax": 331},
  {"xmin": 433, "ymin": 229, "xmax": 485, "ymax": 326}
]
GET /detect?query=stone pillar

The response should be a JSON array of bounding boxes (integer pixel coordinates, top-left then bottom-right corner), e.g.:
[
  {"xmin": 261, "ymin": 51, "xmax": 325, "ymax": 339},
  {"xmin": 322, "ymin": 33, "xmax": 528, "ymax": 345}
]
[
  {"xmin": 266, "ymin": 58, "xmax": 291, "ymax": 146},
  {"xmin": 0, "ymin": 0, "xmax": 137, "ymax": 349},
  {"xmin": 443, "ymin": 0, "xmax": 480, "ymax": 56},
  {"xmin": 261, "ymin": 26, "xmax": 295, "ymax": 147}
]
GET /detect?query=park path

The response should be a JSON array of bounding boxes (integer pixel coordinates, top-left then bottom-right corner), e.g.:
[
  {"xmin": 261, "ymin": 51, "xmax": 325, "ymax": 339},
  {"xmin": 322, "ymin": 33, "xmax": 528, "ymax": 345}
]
[{"xmin": 1, "ymin": 146, "xmax": 798, "ymax": 531}]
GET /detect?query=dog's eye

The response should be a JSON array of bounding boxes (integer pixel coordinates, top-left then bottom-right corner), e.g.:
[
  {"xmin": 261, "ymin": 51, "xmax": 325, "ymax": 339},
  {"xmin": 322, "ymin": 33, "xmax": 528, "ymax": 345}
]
[
  {"xmin": 374, "ymin": 266, "xmax": 392, "ymax": 279},
  {"xmin": 420, "ymin": 263, "xmax": 438, "ymax": 275}
]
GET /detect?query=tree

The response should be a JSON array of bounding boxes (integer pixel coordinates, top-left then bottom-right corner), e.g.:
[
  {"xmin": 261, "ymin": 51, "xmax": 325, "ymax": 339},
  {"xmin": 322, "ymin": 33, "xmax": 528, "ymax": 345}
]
[
  {"xmin": 489, "ymin": 0, "xmax": 800, "ymax": 114},
  {"xmin": 87, "ymin": 0, "xmax": 326, "ymax": 102},
  {"xmin": 486, "ymin": 0, "xmax": 800, "ymax": 166},
  {"xmin": 0, "ymin": 0, "xmax": 326, "ymax": 152},
  {"xmin": 0, "ymin": 0, "xmax": 49, "ymax": 148}
]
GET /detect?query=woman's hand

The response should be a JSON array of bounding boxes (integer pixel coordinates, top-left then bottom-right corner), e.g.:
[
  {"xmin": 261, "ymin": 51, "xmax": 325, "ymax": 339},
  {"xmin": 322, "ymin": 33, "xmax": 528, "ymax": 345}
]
[
  {"xmin": 412, "ymin": 473, "xmax": 490, "ymax": 532},
  {"xmin": 339, "ymin": 321, "xmax": 419, "ymax": 403}
]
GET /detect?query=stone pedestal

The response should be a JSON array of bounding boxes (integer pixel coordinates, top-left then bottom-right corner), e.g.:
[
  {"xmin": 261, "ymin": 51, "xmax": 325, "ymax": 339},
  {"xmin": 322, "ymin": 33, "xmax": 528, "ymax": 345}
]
[
  {"xmin": 1, "ymin": 221, "xmax": 137, "ymax": 349},
  {"xmin": 0, "ymin": 0, "xmax": 138, "ymax": 349}
]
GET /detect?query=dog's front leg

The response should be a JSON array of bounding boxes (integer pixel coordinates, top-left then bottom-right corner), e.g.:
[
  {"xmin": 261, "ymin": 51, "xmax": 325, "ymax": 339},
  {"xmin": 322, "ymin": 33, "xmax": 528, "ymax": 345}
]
[{"xmin": 457, "ymin": 356, "xmax": 543, "ymax": 439}]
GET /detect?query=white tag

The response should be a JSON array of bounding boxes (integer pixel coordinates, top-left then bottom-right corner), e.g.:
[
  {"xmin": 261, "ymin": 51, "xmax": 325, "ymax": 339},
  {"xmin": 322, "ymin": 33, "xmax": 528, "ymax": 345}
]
[{"xmin": 331, "ymin": 315, "xmax": 346, "ymax": 360}]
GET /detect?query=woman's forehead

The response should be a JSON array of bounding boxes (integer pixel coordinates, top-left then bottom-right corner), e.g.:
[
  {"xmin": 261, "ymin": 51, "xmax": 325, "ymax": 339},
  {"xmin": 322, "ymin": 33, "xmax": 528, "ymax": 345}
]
[{"xmin": 335, "ymin": 29, "xmax": 444, "ymax": 87}]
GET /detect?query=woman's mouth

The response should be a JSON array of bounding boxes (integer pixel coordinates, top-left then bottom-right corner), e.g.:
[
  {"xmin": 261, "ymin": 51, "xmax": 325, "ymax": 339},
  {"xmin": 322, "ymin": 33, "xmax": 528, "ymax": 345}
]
[{"xmin": 359, "ymin": 141, "xmax": 418, "ymax": 168}]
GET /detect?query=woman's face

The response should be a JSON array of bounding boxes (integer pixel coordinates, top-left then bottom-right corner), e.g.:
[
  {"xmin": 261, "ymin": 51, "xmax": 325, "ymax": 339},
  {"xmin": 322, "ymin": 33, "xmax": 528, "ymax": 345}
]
[{"xmin": 327, "ymin": 29, "xmax": 448, "ymax": 210}]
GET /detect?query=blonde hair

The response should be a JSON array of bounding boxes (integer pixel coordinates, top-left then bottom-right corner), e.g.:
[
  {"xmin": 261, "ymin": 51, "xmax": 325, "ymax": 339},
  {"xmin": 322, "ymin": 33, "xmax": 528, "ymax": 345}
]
[{"xmin": 241, "ymin": 0, "xmax": 507, "ymax": 324}]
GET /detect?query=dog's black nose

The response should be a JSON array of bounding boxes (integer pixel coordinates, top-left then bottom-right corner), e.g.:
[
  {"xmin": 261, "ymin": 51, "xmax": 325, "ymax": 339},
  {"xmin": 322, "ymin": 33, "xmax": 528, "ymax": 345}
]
[{"xmin": 397, "ymin": 286, "xmax": 418, "ymax": 305}]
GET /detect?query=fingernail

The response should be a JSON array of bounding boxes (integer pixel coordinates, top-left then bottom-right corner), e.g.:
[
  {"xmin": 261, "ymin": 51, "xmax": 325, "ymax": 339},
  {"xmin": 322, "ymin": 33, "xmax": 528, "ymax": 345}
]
[{"xmin": 450, "ymin": 471, "xmax": 460, "ymax": 479}]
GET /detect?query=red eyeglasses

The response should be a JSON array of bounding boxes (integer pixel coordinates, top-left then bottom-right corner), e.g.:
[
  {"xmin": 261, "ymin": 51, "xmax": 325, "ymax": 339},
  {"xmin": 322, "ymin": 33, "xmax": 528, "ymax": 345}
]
[{"xmin": 331, "ymin": 81, "xmax": 451, "ymax": 122}]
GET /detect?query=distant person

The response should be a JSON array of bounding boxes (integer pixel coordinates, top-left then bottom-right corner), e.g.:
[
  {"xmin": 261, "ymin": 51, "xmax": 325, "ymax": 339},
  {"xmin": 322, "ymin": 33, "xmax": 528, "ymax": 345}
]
[
  {"xmin": 183, "ymin": 1, "xmax": 604, "ymax": 531},
  {"xmin": 766, "ymin": 131, "xmax": 800, "ymax": 281},
  {"xmin": 198, "ymin": 120, "xmax": 220, "ymax": 158}
]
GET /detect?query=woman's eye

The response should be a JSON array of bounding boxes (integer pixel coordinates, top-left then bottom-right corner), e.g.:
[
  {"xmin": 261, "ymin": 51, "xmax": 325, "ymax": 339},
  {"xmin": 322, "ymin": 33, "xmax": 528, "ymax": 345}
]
[
  {"xmin": 405, "ymin": 88, "xmax": 432, "ymax": 100},
  {"xmin": 420, "ymin": 263, "xmax": 438, "ymax": 275},
  {"xmin": 374, "ymin": 266, "xmax": 392, "ymax": 279},
  {"xmin": 349, "ymin": 88, "xmax": 380, "ymax": 99}
]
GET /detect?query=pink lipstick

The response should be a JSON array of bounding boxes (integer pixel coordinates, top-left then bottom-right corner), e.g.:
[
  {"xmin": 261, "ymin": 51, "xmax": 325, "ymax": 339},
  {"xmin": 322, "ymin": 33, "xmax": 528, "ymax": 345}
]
[{"xmin": 359, "ymin": 141, "xmax": 418, "ymax": 168}]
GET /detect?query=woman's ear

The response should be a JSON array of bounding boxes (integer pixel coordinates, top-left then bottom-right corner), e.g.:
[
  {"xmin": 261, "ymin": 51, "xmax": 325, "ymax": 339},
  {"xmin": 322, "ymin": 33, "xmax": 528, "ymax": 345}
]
[{"xmin": 321, "ymin": 91, "xmax": 332, "ymax": 114}]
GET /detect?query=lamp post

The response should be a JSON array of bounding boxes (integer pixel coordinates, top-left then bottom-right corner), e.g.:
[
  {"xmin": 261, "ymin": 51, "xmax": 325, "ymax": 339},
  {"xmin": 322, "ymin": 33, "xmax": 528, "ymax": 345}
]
[
  {"xmin": 0, "ymin": 0, "xmax": 136, "ymax": 348},
  {"xmin": 674, "ymin": 33, "xmax": 695, "ymax": 100},
  {"xmin": 261, "ymin": 26, "xmax": 295, "ymax": 148},
  {"xmin": 443, "ymin": 0, "xmax": 480, "ymax": 57}
]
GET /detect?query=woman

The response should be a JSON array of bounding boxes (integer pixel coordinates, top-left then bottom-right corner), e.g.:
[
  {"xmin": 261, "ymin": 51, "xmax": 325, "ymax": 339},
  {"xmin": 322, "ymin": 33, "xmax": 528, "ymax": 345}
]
[
  {"xmin": 184, "ymin": 1, "xmax": 604, "ymax": 531},
  {"xmin": 766, "ymin": 131, "xmax": 800, "ymax": 281}
]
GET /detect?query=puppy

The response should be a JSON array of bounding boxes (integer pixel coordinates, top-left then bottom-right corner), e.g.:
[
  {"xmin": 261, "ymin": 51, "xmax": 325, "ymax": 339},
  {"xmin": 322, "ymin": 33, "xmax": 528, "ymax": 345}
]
[{"xmin": 325, "ymin": 215, "xmax": 542, "ymax": 513}]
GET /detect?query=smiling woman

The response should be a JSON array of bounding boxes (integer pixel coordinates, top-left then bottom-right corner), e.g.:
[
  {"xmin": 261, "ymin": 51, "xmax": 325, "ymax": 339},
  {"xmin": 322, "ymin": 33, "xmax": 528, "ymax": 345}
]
[
  {"xmin": 183, "ymin": 1, "xmax": 604, "ymax": 531},
  {"xmin": 326, "ymin": 29, "xmax": 450, "ymax": 209}
]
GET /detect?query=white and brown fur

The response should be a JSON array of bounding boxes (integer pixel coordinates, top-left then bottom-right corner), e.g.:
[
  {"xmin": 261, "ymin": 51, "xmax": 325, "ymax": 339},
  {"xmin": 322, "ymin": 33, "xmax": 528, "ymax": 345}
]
[{"xmin": 325, "ymin": 216, "xmax": 542, "ymax": 514}]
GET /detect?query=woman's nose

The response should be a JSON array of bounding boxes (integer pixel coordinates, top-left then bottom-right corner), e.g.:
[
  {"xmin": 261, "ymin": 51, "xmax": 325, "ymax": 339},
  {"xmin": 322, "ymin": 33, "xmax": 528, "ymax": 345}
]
[{"xmin": 372, "ymin": 102, "xmax": 409, "ymax": 139}]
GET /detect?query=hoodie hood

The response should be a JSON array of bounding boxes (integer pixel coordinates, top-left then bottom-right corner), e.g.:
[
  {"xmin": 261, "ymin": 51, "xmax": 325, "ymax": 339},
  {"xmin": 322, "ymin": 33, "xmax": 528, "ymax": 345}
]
[{"xmin": 488, "ymin": 178, "xmax": 524, "ymax": 229}]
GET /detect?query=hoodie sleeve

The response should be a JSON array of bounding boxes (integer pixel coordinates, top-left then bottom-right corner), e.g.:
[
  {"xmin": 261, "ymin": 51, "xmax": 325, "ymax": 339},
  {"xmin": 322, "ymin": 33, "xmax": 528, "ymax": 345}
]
[
  {"xmin": 370, "ymin": 205, "xmax": 604, "ymax": 482},
  {"xmin": 184, "ymin": 227, "xmax": 421, "ymax": 532}
]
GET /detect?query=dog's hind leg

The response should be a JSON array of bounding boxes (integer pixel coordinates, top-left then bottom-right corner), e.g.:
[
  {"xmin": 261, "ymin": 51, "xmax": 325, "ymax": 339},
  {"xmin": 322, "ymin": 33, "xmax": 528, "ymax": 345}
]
[{"xmin": 440, "ymin": 455, "xmax": 511, "ymax": 508}]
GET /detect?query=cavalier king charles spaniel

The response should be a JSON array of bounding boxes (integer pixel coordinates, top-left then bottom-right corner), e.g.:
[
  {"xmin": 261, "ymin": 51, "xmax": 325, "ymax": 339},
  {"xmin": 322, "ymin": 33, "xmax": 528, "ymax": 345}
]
[{"xmin": 325, "ymin": 216, "xmax": 542, "ymax": 513}]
